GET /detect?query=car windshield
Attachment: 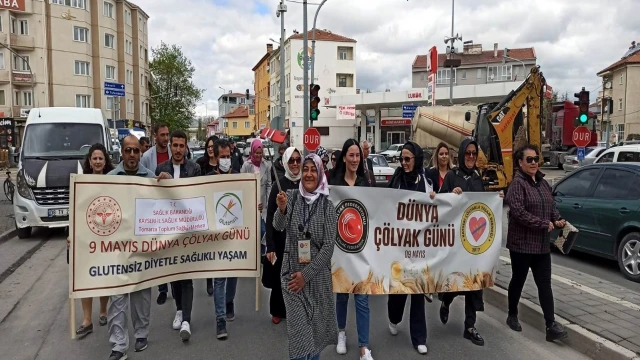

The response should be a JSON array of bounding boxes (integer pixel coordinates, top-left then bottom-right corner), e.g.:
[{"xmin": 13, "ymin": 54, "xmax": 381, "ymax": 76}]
[
  {"xmin": 370, "ymin": 156, "xmax": 388, "ymax": 167},
  {"xmin": 23, "ymin": 123, "xmax": 104, "ymax": 158},
  {"xmin": 585, "ymin": 148, "xmax": 595, "ymax": 155},
  {"xmin": 388, "ymin": 145, "xmax": 399, "ymax": 151}
]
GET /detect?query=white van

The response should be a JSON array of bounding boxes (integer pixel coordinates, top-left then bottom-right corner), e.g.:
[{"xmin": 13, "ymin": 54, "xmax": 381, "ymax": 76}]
[
  {"xmin": 14, "ymin": 107, "xmax": 114, "ymax": 238},
  {"xmin": 593, "ymin": 144, "xmax": 640, "ymax": 164}
]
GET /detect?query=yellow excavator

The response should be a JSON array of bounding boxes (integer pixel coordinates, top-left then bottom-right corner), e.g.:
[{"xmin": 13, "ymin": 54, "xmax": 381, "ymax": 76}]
[{"xmin": 413, "ymin": 66, "xmax": 546, "ymax": 191}]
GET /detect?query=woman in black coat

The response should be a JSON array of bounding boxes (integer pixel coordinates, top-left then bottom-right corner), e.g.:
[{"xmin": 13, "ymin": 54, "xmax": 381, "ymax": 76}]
[{"xmin": 263, "ymin": 146, "xmax": 302, "ymax": 324}]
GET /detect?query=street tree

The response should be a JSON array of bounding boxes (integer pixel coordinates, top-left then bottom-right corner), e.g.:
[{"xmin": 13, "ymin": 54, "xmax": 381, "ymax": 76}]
[{"xmin": 149, "ymin": 42, "xmax": 204, "ymax": 131}]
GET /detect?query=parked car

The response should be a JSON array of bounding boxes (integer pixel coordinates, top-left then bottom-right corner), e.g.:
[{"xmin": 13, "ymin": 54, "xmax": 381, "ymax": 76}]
[
  {"xmin": 192, "ymin": 149, "xmax": 205, "ymax": 161},
  {"xmin": 369, "ymin": 154, "xmax": 394, "ymax": 187},
  {"xmin": 552, "ymin": 162, "xmax": 640, "ymax": 282},
  {"xmin": 563, "ymin": 146, "xmax": 606, "ymax": 172},
  {"xmin": 379, "ymin": 144, "xmax": 404, "ymax": 163},
  {"xmin": 594, "ymin": 145, "xmax": 640, "ymax": 164}
]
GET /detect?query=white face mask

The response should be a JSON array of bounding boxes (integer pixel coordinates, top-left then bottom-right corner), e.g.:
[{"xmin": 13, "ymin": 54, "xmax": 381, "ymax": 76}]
[{"xmin": 219, "ymin": 158, "xmax": 231, "ymax": 172}]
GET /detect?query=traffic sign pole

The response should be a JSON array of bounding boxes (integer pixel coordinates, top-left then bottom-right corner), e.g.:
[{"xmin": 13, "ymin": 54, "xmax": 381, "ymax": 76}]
[{"xmin": 104, "ymin": 81, "xmax": 125, "ymax": 131}]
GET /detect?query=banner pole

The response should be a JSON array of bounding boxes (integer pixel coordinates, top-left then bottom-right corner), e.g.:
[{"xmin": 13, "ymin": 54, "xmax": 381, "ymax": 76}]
[
  {"xmin": 69, "ymin": 298, "xmax": 76, "ymax": 339},
  {"xmin": 255, "ymin": 276, "xmax": 260, "ymax": 311}
]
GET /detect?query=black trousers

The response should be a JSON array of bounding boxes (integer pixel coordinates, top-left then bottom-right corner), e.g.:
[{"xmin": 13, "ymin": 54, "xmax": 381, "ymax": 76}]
[
  {"xmin": 270, "ymin": 283, "xmax": 287, "ymax": 319},
  {"xmin": 171, "ymin": 280, "xmax": 194, "ymax": 323},
  {"xmin": 388, "ymin": 294, "xmax": 427, "ymax": 347},
  {"xmin": 508, "ymin": 251, "xmax": 555, "ymax": 327},
  {"xmin": 441, "ymin": 291, "xmax": 481, "ymax": 329}
]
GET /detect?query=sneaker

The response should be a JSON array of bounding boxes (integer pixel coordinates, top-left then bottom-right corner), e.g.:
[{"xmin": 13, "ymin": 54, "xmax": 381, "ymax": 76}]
[
  {"xmin": 360, "ymin": 348, "xmax": 374, "ymax": 360},
  {"xmin": 226, "ymin": 302, "xmax": 235, "ymax": 321},
  {"xmin": 388, "ymin": 322, "xmax": 398, "ymax": 336},
  {"xmin": 157, "ymin": 292, "xmax": 167, "ymax": 305},
  {"xmin": 546, "ymin": 322, "xmax": 568, "ymax": 342},
  {"xmin": 416, "ymin": 345, "xmax": 428, "ymax": 355},
  {"xmin": 172, "ymin": 311, "xmax": 183, "ymax": 330},
  {"xmin": 108, "ymin": 351, "xmax": 127, "ymax": 360},
  {"xmin": 506, "ymin": 315, "xmax": 522, "ymax": 332},
  {"xmin": 179, "ymin": 321, "xmax": 191, "ymax": 342},
  {"xmin": 336, "ymin": 331, "xmax": 347, "ymax": 354},
  {"xmin": 76, "ymin": 323, "xmax": 93, "ymax": 338},
  {"xmin": 216, "ymin": 319, "xmax": 228, "ymax": 339},
  {"xmin": 134, "ymin": 338, "xmax": 148, "ymax": 352}
]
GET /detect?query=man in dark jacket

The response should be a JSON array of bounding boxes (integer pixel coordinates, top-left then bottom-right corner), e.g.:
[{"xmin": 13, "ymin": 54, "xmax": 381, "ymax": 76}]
[
  {"xmin": 271, "ymin": 144, "xmax": 287, "ymax": 183},
  {"xmin": 229, "ymin": 139, "xmax": 243, "ymax": 172},
  {"xmin": 361, "ymin": 140, "xmax": 375, "ymax": 187},
  {"xmin": 438, "ymin": 138, "xmax": 487, "ymax": 347},
  {"xmin": 154, "ymin": 130, "xmax": 200, "ymax": 342}
]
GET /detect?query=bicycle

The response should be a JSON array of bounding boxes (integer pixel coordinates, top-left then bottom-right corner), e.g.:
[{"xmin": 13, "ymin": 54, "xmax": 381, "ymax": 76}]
[{"xmin": 4, "ymin": 168, "xmax": 14, "ymax": 203}]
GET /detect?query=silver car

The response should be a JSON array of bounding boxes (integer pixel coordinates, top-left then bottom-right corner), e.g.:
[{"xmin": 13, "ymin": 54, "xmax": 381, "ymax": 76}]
[{"xmin": 563, "ymin": 146, "xmax": 607, "ymax": 172}]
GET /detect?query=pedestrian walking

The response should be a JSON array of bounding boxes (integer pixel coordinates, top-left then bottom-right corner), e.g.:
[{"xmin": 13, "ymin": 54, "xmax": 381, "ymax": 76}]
[
  {"xmin": 196, "ymin": 135, "xmax": 219, "ymax": 178},
  {"xmin": 360, "ymin": 141, "xmax": 375, "ymax": 187},
  {"xmin": 72, "ymin": 143, "xmax": 114, "ymax": 338},
  {"xmin": 329, "ymin": 139, "xmax": 374, "ymax": 360},
  {"xmin": 264, "ymin": 146, "xmax": 302, "ymax": 324},
  {"xmin": 106, "ymin": 135, "xmax": 172, "ymax": 360},
  {"xmin": 229, "ymin": 138, "xmax": 244, "ymax": 172},
  {"xmin": 273, "ymin": 153, "xmax": 338, "ymax": 360},
  {"xmin": 438, "ymin": 138, "xmax": 495, "ymax": 347},
  {"xmin": 271, "ymin": 143, "xmax": 289, "ymax": 183},
  {"xmin": 155, "ymin": 130, "xmax": 201, "ymax": 342},
  {"xmin": 315, "ymin": 146, "xmax": 330, "ymax": 174},
  {"xmin": 425, "ymin": 142, "xmax": 453, "ymax": 193},
  {"xmin": 505, "ymin": 144, "xmax": 568, "ymax": 342},
  {"xmin": 241, "ymin": 139, "xmax": 272, "ymax": 227},
  {"xmin": 386, "ymin": 141, "xmax": 432, "ymax": 355}
]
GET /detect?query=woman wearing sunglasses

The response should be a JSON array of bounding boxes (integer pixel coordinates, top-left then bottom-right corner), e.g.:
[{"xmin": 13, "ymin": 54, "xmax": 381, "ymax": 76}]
[
  {"xmin": 264, "ymin": 147, "xmax": 302, "ymax": 324},
  {"xmin": 504, "ymin": 144, "xmax": 568, "ymax": 342}
]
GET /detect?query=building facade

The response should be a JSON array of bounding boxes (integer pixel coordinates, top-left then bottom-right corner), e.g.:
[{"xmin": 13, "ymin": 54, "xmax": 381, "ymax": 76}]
[
  {"xmin": 0, "ymin": 0, "xmax": 150, "ymax": 145},
  {"xmin": 597, "ymin": 43, "xmax": 640, "ymax": 142},
  {"xmin": 268, "ymin": 29, "xmax": 358, "ymax": 149},
  {"xmin": 217, "ymin": 91, "xmax": 254, "ymax": 134},
  {"xmin": 252, "ymin": 43, "xmax": 272, "ymax": 131},
  {"xmin": 222, "ymin": 105, "xmax": 255, "ymax": 139}
]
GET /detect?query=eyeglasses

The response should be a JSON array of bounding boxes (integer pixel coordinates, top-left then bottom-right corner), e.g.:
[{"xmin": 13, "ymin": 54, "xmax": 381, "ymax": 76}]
[
  {"xmin": 288, "ymin": 157, "xmax": 302, "ymax": 165},
  {"xmin": 124, "ymin": 147, "xmax": 140, "ymax": 154},
  {"xmin": 400, "ymin": 156, "xmax": 414, "ymax": 163},
  {"xmin": 207, "ymin": 146, "xmax": 214, "ymax": 150},
  {"xmin": 465, "ymin": 151, "xmax": 477, "ymax": 157},
  {"xmin": 525, "ymin": 156, "xmax": 540, "ymax": 164}
]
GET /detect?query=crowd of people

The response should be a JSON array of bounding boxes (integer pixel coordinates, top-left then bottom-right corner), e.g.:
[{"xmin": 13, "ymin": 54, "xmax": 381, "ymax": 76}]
[{"xmin": 69, "ymin": 125, "xmax": 570, "ymax": 360}]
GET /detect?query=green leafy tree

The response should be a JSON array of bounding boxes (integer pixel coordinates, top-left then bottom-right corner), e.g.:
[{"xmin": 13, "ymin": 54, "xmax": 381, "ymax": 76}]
[
  {"xmin": 196, "ymin": 118, "xmax": 206, "ymax": 141},
  {"xmin": 149, "ymin": 42, "xmax": 204, "ymax": 131}
]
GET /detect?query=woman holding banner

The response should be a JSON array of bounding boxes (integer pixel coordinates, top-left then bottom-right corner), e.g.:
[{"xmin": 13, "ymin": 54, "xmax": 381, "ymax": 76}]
[
  {"xmin": 505, "ymin": 144, "xmax": 568, "ymax": 342},
  {"xmin": 425, "ymin": 142, "xmax": 454, "ymax": 193},
  {"xmin": 437, "ymin": 138, "xmax": 487, "ymax": 346},
  {"xmin": 386, "ymin": 141, "xmax": 433, "ymax": 355},
  {"xmin": 330, "ymin": 139, "xmax": 374, "ymax": 360},
  {"xmin": 264, "ymin": 146, "xmax": 302, "ymax": 324},
  {"xmin": 273, "ymin": 153, "xmax": 337, "ymax": 360}
]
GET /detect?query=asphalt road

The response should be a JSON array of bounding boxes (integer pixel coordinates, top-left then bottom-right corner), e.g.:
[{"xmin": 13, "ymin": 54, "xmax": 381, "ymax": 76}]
[{"xmin": 0, "ymin": 230, "xmax": 589, "ymax": 360}]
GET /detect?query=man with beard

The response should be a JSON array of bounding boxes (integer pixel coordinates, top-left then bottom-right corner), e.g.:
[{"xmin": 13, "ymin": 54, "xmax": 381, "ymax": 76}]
[
  {"xmin": 154, "ymin": 130, "xmax": 200, "ymax": 342},
  {"xmin": 106, "ymin": 135, "xmax": 171, "ymax": 360}
]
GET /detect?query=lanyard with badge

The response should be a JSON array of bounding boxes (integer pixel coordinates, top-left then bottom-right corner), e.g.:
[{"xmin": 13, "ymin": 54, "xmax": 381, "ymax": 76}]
[{"xmin": 297, "ymin": 201, "xmax": 319, "ymax": 264}]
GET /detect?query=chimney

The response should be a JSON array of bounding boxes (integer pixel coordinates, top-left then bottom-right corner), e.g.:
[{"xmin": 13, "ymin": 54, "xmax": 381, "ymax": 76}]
[
  {"xmin": 494, "ymin": 43, "xmax": 498, "ymax": 57},
  {"xmin": 267, "ymin": 44, "xmax": 273, "ymax": 52}
]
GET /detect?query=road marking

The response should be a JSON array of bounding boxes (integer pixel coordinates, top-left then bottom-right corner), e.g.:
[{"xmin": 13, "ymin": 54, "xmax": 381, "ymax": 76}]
[{"xmin": 499, "ymin": 256, "xmax": 640, "ymax": 312}]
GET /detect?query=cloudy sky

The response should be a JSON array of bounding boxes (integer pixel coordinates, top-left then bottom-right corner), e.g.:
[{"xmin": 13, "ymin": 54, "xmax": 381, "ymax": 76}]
[{"xmin": 134, "ymin": 0, "xmax": 640, "ymax": 117}]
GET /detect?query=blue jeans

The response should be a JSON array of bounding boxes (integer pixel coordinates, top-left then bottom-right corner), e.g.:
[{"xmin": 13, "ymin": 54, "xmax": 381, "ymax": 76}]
[
  {"xmin": 291, "ymin": 354, "xmax": 319, "ymax": 360},
  {"xmin": 336, "ymin": 293, "xmax": 370, "ymax": 347},
  {"xmin": 214, "ymin": 277, "xmax": 238, "ymax": 319}
]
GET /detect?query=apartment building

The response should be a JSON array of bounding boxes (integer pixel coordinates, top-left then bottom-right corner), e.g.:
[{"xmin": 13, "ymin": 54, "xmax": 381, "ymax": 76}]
[
  {"xmin": 217, "ymin": 91, "xmax": 254, "ymax": 135},
  {"xmin": 597, "ymin": 42, "xmax": 640, "ymax": 142},
  {"xmin": 268, "ymin": 29, "xmax": 358, "ymax": 149},
  {"xmin": 412, "ymin": 42, "xmax": 536, "ymax": 104},
  {"xmin": 222, "ymin": 105, "xmax": 255, "ymax": 140},
  {"xmin": 0, "ymin": 0, "xmax": 150, "ymax": 145},
  {"xmin": 252, "ymin": 43, "xmax": 272, "ymax": 131}
]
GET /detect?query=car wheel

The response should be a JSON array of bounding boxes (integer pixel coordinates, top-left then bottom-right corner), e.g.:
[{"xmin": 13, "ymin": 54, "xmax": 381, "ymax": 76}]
[{"xmin": 617, "ymin": 232, "xmax": 640, "ymax": 282}]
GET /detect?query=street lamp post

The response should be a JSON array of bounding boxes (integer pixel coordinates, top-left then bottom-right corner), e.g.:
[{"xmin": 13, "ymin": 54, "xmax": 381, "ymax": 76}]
[
  {"xmin": 0, "ymin": 42, "xmax": 35, "ymax": 115},
  {"xmin": 277, "ymin": 1, "xmax": 287, "ymax": 131},
  {"xmin": 302, "ymin": 0, "xmax": 310, "ymax": 155},
  {"xmin": 310, "ymin": 0, "xmax": 328, "ymax": 84}
]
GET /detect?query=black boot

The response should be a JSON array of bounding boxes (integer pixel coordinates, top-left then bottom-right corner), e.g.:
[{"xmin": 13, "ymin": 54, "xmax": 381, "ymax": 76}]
[
  {"xmin": 506, "ymin": 315, "xmax": 522, "ymax": 332},
  {"xmin": 206, "ymin": 279, "xmax": 213, "ymax": 296},
  {"xmin": 546, "ymin": 322, "xmax": 568, "ymax": 342},
  {"xmin": 463, "ymin": 327, "xmax": 485, "ymax": 346},
  {"xmin": 439, "ymin": 302, "xmax": 449, "ymax": 324}
]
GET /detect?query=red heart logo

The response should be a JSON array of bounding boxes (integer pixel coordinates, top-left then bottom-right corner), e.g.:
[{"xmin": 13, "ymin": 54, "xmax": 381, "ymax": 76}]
[{"xmin": 469, "ymin": 217, "xmax": 487, "ymax": 242}]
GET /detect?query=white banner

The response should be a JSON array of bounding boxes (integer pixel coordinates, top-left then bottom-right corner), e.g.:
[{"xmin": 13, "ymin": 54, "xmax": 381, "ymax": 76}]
[
  {"xmin": 337, "ymin": 105, "xmax": 356, "ymax": 120},
  {"xmin": 329, "ymin": 187, "xmax": 502, "ymax": 294}
]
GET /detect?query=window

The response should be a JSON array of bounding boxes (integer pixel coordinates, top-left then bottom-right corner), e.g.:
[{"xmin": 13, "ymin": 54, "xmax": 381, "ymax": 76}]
[
  {"xmin": 0, "ymin": 90, "xmax": 5, "ymax": 106},
  {"xmin": 126, "ymin": 69, "xmax": 133, "ymax": 84},
  {"xmin": 338, "ymin": 75, "xmax": 347, "ymax": 87},
  {"xmin": 22, "ymin": 91, "xmax": 32, "ymax": 106},
  {"xmin": 339, "ymin": 48, "xmax": 347, "ymax": 60},
  {"xmin": 461, "ymin": 70, "xmax": 467, "ymax": 80},
  {"xmin": 593, "ymin": 169, "xmax": 640, "ymax": 200},
  {"xmin": 617, "ymin": 124, "xmax": 625, "ymax": 141},
  {"xmin": 0, "ymin": 16, "xmax": 2, "ymax": 32},
  {"xmin": 436, "ymin": 69, "xmax": 456, "ymax": 84},
  {"xmin": 73, "ymin": 26, "xmax": 89, "ymax": 42},
  {"xmin": 618, "ymin": 152, "xmax": 639, "ymax": 162},
  {"xmin": 76, "ymin": 95, "xmax": 90, "ymax": 108},
  {"xmin": 618, "ymin": 98, "xmax": 623, "ymax": 111},
  {"xmin": 52, "ymin": 0, "xmax": 86, "ymax": 8},
  {"xmin": 249, "ymin": 107, "xmax": 254, "ymax": 115},
  {"xmin": 106, "ymin": 96, "xmax": 114, "ymax": 110},
  {"xmin": 0, "ymin": 53, "xmax": 4, "ymax": 70},
  {"xmin": 232, "ymin": 121, "xmax": 238, "ymax": 129},
  {"xmin": 140, "ymin": 45, "xmax": 143, "ymax": 58},
  {"xmin": 125, "ymin": 39, "xmax": 132, "ymax": 54},
  {"xmin": 105, "ymin": 65, "xmax": 115, "ymax": 80},
  {"xmin": 10, "ymin": 17, "xmax": 15, "ymax": 34},
  {"xmin": 476, "ymin": 69, "xmax": 482, "ymax": 79},
  {"xmin": 554, "ymin": 168, "xmax": 599, "ymax": 198},
  {"xmin": 244, "ymin": 121, "xmax": 250, "ymax": 128},
  {"xmin": 18, "ymin": 20, "xmax": 28, "ymax": 35},
  {"xmin": 103, "ymin": 1, "xmax": 114, "ymax": 18},
  {"xmin": 487, "ymin": 65, "xmax": 512, "ymax": 81},
  {"xmin": 74, "ymin": 60, "xmax": 90, "ymax": 76},
  {"xmin": 125, "ymin": 9, "xmax": 131, "ymax": 25},
  {"xmin": 140, "ymin": 74, "xmax": 144, "ymax": 87},
  {"xmin": 104, "ymin": 33, "xmax": 114, "ymax": 48},
  {"xmin": 286, "ymin": 74, "xmax": 290, "ymax": 88},
  {"xmin": 620, "ymin": 72, "xmax": 623, "ymax": 85},
  {"xmin": 127, "ymin": 99, "xmax": 133, "ymax": 113},
  {"xmin": 12, "ymin": 55, "xmax": 29, "ymax": 71},
  {"xmin": 595, "ymin": 151, "xmax": 614, "ymax": 163}
]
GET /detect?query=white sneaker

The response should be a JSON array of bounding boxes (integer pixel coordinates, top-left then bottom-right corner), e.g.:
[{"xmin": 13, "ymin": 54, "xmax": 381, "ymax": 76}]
[
  {"xmin": 360, "ymin": 348, "xmax": 374, "ymax": 360},
  {"xmin": 336, "ymin": 331, "xmax": 347, "ymax": 354},
  {"xmin": 417, "ymin": 345, "xmax": 428, "ymax": 354},
  {"xmin": 389, "ymin": 322, "xmax": 398, "ymax": 336},
  {"xmin": 179, "ymin": 321, "xmax": 191, "ymax": 341},
  {"xmin": 172, "ymin": 310, "xmax": 183, "ymax": 330}
]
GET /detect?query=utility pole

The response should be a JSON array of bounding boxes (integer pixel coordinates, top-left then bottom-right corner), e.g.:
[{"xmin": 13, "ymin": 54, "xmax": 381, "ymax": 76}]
[
  {"xmin": 444, "ymin": 0, "xmax": 462, "ymax": 105},
  {"xmin": 310, "ymin": 0, "xmax": 328, "ymax": 83},
  {"xmin": 302, "ymin": 0, "xmax": 310, "ymax": 155},
  {"xmin": 277, "ymin": 1, "xmax": 287, "ymax": 131}
]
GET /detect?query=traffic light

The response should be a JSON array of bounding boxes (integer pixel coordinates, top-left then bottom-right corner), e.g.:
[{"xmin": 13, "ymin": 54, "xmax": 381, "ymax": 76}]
[
  {"xmin": 573, "ymin": 88, "xmax": 590, "ymax": 124},
  {"xmin": 310, "ymin": 84, "xmax": 320, "ymax": 124}
]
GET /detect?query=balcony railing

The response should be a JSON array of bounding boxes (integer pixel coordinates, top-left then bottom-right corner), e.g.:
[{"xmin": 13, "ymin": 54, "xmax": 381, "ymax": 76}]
[
  {"xmin": 12, "ymin": 71, "xmax": 34, "ymax": 85},
  {"xmin": 9, "ymin": 34, "xmax": 35, "ymax": 49},
  {"xmin": 0, "ymin": 70, "xmax": 9, "ymax": 83}
]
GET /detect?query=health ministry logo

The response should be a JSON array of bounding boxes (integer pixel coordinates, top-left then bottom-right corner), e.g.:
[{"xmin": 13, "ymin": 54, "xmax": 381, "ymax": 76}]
[
  {"xmin": 214, "ymin": 191, "xmax": 244, "ymax": 229},
  {"xmin": 86, "ymin": 196, "xmax": 122, "ymax": 236}
]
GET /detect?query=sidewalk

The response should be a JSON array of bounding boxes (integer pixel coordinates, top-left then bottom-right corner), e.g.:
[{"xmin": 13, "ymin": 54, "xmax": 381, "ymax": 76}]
[{"xmin": 494, "ymin": 248, "xmax": 640, "ymax": 355}]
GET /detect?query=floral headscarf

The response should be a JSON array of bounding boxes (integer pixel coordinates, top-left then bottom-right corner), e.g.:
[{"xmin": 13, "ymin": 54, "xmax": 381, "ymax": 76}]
[
  {"xmin": 315, "ymin": 146, "xmax": 328, "ymax": 160},
  {"xmin": 299, "ymin": 153, "xmax": 329, "ymax": 205}
]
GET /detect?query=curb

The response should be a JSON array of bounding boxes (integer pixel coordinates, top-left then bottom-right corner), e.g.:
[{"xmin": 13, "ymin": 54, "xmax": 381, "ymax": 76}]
[
  {"xmin": 0, "ymin": 228, "xmax": 17, "ymax": 243},
  {"xmin": 485, "ymin": 286, "xmax": 640, "ymax": 360}
]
